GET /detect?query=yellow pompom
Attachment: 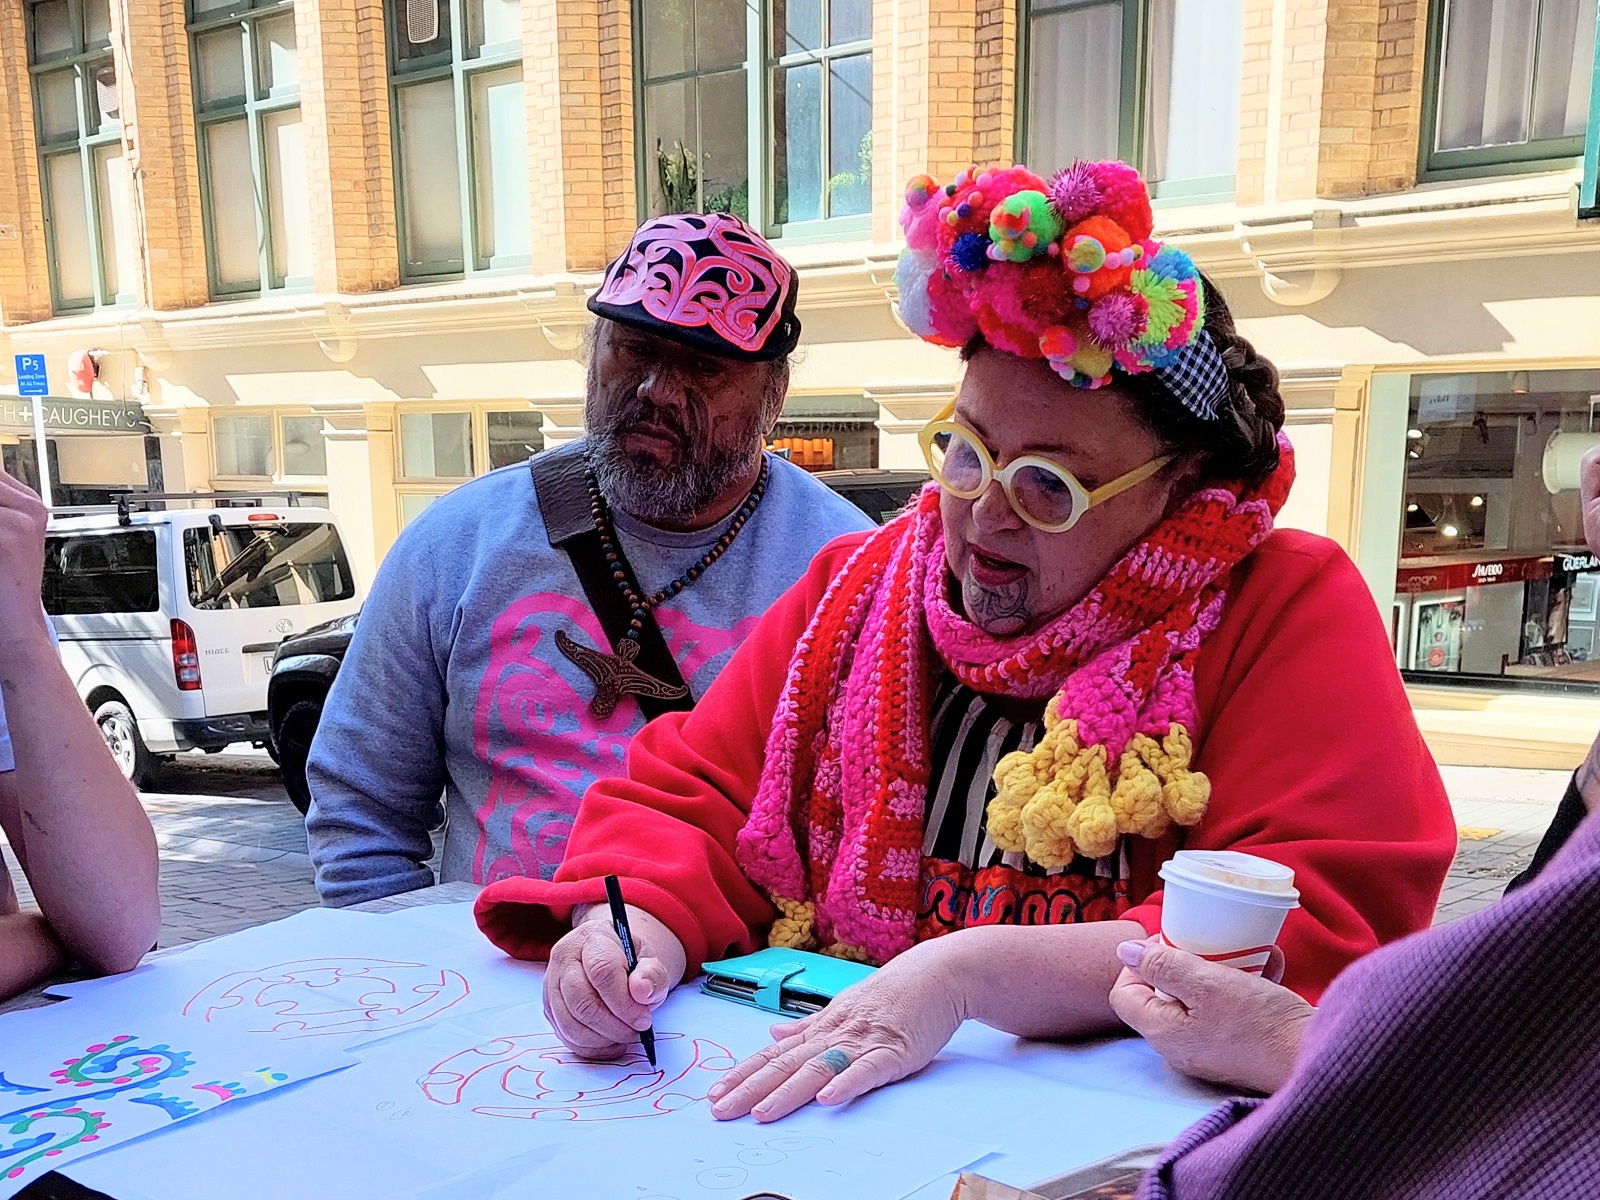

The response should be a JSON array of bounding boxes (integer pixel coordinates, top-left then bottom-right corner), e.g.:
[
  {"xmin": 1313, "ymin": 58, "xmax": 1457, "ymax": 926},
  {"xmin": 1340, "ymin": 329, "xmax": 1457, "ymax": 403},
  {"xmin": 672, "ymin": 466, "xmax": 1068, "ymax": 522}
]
[
  {"xmin": 1066, "ymin": 791, "xmax": 1119, "ymax": 860},
  {"xmin": 1110, "ymin": 738, "xmax": 1167, "ymax": 836},
  {"xmin": 1019, "ymin": 781, "xmax": 1080, "ymax": 870},
  {"xmin": 768, "ymin": 897, "xmax": 818, "ymax": 950},
  {"xmin": 1156, "ymin": 725, "xmax": 1210, "ymax": 827},
  {"xmin": 989, "ymin": 749, "xmax": 1036, "ymax": 853},
  {"xmin": 1164, "ymin": 771, "xmax": 1210, "ymax": 826}
]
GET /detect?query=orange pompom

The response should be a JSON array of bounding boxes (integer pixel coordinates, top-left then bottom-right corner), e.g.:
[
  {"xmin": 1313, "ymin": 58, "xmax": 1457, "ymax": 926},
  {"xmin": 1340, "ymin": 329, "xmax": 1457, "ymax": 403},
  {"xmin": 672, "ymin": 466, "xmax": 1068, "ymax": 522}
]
[{"xmin": 1062, "ymin": 216, "xmax": 1134, "ymax": 302}]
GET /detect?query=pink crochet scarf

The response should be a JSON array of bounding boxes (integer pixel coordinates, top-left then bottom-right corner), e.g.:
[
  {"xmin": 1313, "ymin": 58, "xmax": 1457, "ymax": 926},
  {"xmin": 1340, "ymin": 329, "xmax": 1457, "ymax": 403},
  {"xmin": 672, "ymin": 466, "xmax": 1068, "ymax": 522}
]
[{"xmin": 734, "ymin": 436, "xmax": 1295, "ymax": 964}]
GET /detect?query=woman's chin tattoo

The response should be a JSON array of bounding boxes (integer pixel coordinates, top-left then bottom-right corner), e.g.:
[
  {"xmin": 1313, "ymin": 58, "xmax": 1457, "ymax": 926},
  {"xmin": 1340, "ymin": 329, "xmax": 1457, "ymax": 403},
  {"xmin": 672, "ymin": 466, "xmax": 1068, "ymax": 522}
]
[{"xmin": 962, "ymin": 575, "xmax": 1032, "ymax": 636}]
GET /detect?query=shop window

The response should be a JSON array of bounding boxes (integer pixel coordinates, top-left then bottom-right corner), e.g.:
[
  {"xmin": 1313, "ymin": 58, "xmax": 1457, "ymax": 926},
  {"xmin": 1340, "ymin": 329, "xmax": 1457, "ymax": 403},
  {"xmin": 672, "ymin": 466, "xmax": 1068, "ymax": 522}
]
[
  {"xmin": 635, "ymin": 0, "xmax": 872, "ymax": 238},
  {"xmin": 769, "ymin": 394, "xmax": 879, "ymax": 471},
  {"xmin": 387, "ymin": 0, "xmax": 530, "ymax": 280},
  {"xmin": 1422, "ymin": 0, "xmax": 1597, "ymax": 178},
  {"xmin": 400, "ymin": 411, "xmax": 474, "ymax": 479},
  {"xmin": 399, "ymin": 491, "xmax": 446, "ymax": 527},
  {"xmin": 1395, "ymin": 370, "xmax": 1600, "ymax": 689},
  {"xmin": 486, "ymin": 409, "xmax": 545, "ymax": 471},
  {"xmin": 213, "ymin": 414, "xmax": 275, "ymax": 478},
  {"xmin": 28, "ymin": 0, "xmax": 139, "ymax": 313},
  {"xmin": 1021, "ymin": 0, "xmax": 1241, "ymax": 203},
  {"xmin": 280, "ymin": 414, "xmax": 327, "ymax": 476},
  {"xmin": 190, "ymin": 0, "xmax": 313, "ymax": 298}
]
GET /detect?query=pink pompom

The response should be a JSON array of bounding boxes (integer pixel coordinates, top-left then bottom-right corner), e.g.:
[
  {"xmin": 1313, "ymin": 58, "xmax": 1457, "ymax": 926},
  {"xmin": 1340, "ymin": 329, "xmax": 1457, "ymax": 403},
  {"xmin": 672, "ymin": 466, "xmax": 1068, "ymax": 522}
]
[
  {"xmin": 1088, "ymin": 161, "xmax": 1153, "ymax": 241},
  {"xmin": 1087, "ymin": 292, "xmax": 1147, "ymax": 349},
  {"xmin": 1048, "ymin": 162, "xmax": 1102, "ymax": 226}
]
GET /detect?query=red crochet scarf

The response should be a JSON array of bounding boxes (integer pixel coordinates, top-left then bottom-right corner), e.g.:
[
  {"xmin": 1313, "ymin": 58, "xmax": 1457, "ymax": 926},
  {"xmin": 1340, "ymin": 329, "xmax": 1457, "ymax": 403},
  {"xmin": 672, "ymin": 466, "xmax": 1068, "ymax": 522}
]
[{"xmin": 734, "ymin": 437, "xmax": 1295, "ymax": 964}]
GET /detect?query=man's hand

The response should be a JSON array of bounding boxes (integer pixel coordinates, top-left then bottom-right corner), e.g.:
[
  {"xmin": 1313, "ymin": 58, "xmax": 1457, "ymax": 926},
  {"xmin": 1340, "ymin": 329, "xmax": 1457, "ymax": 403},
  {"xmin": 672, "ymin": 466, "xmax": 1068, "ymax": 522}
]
[
  {"xmin": 1109, "ymin": 937, "xmax": 1314, "ymax": 1095},
  {"xmin": 543, "ymin": 903, "xmax": 686, "ymax": 1058},
  {"xmin": 0, "ymin": 462, "xmax": 51, "ymax": 655}
]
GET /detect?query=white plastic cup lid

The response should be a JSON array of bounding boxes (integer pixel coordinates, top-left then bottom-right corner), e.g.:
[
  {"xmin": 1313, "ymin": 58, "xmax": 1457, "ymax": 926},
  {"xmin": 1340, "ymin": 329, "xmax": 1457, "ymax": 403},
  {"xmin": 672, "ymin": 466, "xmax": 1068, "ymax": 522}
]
[{"xmin": 1159, "ymin": 850, "xmax": 1300, "ymax": 908}]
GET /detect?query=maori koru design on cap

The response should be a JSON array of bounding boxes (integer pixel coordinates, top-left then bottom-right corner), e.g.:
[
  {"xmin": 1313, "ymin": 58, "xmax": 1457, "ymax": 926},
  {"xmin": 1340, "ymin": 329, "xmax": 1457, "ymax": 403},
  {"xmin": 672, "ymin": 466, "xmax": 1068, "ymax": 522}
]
[{"xmin": 588, "ymin": 212, "xmax": 801, "ymax": 362}]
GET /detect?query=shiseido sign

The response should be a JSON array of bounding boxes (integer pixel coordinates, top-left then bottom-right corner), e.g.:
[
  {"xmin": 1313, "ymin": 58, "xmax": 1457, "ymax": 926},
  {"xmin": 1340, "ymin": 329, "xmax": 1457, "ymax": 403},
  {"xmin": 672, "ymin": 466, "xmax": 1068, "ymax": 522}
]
[{"xmin": 1396, "ymin": 556, "xmax": 1553, "ymax": 595}]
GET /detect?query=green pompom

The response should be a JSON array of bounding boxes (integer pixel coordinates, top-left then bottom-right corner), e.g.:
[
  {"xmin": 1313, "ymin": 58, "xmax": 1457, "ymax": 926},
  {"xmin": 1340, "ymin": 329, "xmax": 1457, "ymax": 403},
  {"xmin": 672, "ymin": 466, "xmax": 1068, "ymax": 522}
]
[{"xmin": 987, "ymin": 190, "xmax": 1064, "ymax": 263}]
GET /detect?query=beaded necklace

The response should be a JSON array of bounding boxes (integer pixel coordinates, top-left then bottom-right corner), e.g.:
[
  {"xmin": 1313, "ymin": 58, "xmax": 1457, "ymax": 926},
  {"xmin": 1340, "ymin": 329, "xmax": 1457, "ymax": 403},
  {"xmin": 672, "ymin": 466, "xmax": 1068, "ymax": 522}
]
[{"xmin": 556, "ymin": 457, "xmax": 770, "ymax": 718}]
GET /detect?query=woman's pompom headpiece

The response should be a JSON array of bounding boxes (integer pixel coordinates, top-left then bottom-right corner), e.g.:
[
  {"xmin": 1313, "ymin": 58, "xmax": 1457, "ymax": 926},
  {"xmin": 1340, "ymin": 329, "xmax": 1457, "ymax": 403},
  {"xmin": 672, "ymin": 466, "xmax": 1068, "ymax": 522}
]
[{"xmin": 897, "ymin": 160, "xmax": 1228, "ymax": 420}]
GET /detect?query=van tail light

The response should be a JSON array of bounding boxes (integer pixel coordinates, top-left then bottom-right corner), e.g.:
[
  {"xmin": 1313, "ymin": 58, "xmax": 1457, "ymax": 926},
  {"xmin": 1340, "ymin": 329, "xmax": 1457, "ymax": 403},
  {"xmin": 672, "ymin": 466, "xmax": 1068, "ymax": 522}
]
[{"xmin": 171, "ymin": 619, "xmax": 202, "ymax": 691}]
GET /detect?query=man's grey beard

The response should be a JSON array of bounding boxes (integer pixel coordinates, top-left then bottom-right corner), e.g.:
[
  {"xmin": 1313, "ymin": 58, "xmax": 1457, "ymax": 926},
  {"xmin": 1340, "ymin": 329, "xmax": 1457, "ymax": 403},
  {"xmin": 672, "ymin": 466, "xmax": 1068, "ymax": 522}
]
[
  {"xmin": 588, "ymin": 423, "xmax": 761, "ymax": 525},
  {"xmin": 585, "ymin": 370, "xmax": 772, "ymax": 526}
]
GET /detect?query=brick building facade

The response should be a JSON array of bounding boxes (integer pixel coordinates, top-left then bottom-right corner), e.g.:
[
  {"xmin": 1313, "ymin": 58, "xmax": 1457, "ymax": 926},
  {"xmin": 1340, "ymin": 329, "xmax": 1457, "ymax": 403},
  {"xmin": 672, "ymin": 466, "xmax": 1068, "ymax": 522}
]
[{"xmin": 3, "ymin": 0, "xmax": 1600, "ymax": 764}]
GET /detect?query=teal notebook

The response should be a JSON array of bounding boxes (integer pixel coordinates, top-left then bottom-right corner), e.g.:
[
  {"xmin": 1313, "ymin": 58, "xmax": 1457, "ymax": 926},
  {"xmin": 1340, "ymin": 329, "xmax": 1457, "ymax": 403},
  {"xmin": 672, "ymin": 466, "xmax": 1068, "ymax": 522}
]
[{"xmin": 700, "ymin": 948, "xmax": 876, "ymax": 1016}]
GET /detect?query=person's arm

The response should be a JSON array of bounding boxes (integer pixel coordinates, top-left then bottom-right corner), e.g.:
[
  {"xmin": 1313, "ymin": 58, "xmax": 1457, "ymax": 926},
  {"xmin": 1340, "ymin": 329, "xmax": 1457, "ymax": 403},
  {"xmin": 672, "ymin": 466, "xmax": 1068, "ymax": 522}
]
[
  {"xmin": 1122, "ymin": 540, "xmax": 1458, "ymax": 1004},
  {"xmin": 0, "ymin": 848, "xmax": 69, "ymax": 997},
  {"xmin": 305, "ymin": 526, "xmax": 451, "ymax": 907},
  {"xmin": 0, "ymin": 464, "xmax": 159, "ymax": 981}
]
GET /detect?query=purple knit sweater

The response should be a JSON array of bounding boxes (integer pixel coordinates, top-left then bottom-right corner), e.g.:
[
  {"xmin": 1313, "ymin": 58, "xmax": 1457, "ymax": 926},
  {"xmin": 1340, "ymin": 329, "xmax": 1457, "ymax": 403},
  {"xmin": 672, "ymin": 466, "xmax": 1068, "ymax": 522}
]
[{"xmin": 1140, "ymin": 800, "xmax": 1600, "ymax": 1200}]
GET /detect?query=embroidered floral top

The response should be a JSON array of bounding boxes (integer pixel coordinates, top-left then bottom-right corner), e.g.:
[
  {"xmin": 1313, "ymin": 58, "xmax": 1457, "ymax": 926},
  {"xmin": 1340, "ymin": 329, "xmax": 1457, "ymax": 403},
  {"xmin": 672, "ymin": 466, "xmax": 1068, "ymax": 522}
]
[
  {"xmin": 476, "ymin": 529, "xmax": 1458, "ymax": 1004},
  {"xmin": 919, "ymin": 676, "xmax": 1128, "ymax": 940}
]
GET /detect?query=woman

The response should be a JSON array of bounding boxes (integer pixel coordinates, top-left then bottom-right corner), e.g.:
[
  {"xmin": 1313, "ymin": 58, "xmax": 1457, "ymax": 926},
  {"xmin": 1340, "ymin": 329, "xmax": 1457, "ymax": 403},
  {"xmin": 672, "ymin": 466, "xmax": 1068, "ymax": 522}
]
[{"xmin": 475, "ymin": 161, "xmax": 1456, "ymax": 1121}]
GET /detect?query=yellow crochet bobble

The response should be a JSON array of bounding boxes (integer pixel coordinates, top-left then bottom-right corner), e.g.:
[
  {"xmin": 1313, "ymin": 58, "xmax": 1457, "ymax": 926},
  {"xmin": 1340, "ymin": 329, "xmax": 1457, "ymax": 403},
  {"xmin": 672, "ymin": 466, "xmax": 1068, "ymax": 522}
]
[
  {"xmin": 1156, "ymin": 725, "xmax": 1210, "ymax": 827},
  {"xmin": 824, "ymin": 942, "xmax": 875, "ymax": 964},
  {"xmin": 1024, "ymin": 739, "xmax": 1113, "ymax": 870},
  {"xmin": 769, "ymin": 897, "xmax": 819, "ymax": 951},
  {"xmin": 990, "ymin": 706, "xmax": 1075, "ymax": 854},
  {"xmin": 988, "ymin": 717, "xmax": 1214, "ymax": 868}
]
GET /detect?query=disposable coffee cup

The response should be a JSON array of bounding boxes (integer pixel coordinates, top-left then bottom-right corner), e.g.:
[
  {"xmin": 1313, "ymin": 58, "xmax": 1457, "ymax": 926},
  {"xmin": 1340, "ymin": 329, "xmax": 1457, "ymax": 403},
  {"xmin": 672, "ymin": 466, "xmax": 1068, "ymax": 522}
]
[{"xmin": 1153, "ymin": 850, "xmax": 1300, "ymax": 1000}]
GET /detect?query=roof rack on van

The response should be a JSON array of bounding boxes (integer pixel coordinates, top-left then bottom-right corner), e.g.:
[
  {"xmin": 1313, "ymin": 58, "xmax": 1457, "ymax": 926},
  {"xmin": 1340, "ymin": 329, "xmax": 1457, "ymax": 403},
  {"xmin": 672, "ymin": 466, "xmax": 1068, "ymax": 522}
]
[{"xmin": 51, "ymin": 490, "xmax": 309, "ymax": 527}]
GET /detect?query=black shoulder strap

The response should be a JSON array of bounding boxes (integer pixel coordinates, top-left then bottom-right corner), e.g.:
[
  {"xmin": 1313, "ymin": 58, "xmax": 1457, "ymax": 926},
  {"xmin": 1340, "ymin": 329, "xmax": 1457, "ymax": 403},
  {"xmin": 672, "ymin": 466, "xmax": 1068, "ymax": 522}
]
[{"xmin": 529, "ymin": 450, "xmax": 694, "ymax": 721}]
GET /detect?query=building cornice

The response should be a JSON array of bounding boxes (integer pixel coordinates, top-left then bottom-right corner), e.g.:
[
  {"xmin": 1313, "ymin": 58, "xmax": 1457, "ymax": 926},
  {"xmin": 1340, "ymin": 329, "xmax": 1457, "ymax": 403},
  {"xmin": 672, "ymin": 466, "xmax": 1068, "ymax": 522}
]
[{"xmin": 6, "ymin": 172, "xmax": 1595, "ymax": 361}]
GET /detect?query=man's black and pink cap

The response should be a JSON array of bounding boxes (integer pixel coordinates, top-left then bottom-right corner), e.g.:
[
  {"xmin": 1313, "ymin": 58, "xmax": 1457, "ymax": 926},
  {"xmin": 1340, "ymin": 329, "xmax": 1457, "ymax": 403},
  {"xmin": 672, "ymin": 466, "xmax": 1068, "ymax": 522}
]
[{"xmin": 588, "ymin": 213, "xmax": 802, "ymax": 363}]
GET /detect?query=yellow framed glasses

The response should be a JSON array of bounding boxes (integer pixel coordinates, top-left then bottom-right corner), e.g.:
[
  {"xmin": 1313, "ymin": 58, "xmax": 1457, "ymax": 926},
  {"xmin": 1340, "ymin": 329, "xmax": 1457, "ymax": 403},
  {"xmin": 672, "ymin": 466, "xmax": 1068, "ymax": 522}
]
[{"xmin": 918, "ymin": 418, "xmax": 1172, "ymax": 534}]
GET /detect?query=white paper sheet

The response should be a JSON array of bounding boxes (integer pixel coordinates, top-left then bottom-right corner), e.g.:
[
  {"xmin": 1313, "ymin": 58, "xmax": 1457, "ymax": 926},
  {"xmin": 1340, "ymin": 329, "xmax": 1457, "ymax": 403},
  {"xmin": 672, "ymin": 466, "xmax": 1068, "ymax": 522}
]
[
  {"xmin": 57, "ymin": 906, "xmax": 1215, "ymax": 1199},
  {"xmin": 466, "ymin": 1105, "xmax": 993, "ymax": 1200},
  {"xmin": 0, "ymin": 992, "xmax": 351, "ymax": 1199},
  {"xmin": 40, "ymin": 905, "xmax": 547, "ymax": 1053}
]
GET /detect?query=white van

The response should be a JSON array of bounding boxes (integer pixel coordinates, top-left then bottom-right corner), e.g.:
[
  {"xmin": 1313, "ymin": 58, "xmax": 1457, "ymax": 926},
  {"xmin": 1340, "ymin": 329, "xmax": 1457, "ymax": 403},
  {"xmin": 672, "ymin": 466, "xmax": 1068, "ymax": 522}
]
[{"xmin": 42, "ymin": 495, "xmax": 363, "ymax": 785}]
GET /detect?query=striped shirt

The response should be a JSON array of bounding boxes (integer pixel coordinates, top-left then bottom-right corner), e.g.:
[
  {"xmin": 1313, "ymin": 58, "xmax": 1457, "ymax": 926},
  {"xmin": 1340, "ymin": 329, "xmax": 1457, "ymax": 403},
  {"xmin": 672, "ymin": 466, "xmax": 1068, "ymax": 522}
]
[{"xmin": 917, "ymin": 674, "xmax": 1130, "ymax": 938}]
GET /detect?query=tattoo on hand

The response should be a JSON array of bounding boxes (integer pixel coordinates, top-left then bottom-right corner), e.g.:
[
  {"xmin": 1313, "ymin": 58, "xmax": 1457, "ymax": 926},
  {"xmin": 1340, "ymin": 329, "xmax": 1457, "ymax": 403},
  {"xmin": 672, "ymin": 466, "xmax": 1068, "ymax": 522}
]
[{"xmin": 963, "ymin": 576, "xmax": 1032, "ymax": 634}]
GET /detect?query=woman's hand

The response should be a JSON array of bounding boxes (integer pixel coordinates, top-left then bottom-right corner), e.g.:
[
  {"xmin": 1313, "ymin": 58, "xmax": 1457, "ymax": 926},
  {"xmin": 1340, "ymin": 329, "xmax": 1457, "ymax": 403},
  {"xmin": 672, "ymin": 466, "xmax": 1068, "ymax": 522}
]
[
  {"xmin": 1109, "ymin": 938, "xmax": 1314, "ymax": 1095},
  {"xmin": 543, "ymin": 903, "xmax": 686, "ymax": 1059},
  {"xmin": 707, "ymin": 940, "xmax": 966, "ymax": 1123}
]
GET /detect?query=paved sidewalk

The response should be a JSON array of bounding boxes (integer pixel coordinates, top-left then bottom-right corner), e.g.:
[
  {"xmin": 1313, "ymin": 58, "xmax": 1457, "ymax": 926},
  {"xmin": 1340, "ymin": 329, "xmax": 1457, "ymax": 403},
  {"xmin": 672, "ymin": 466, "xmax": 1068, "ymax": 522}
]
[
  {"xmin": 1432, "ymin": 765, "xmax": 1567, "ymax": 923},
  {"xmin": 2, "ymin": 755, "xmax": 1576, "ymax": 948}
]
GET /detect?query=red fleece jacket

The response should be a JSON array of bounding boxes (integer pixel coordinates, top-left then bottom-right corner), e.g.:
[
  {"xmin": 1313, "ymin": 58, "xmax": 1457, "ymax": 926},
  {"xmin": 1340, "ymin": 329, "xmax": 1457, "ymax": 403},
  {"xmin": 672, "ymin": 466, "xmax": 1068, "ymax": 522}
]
[{"xmin": 476, "ymin": 529, "xmax": 1456, "ymax": 1004}]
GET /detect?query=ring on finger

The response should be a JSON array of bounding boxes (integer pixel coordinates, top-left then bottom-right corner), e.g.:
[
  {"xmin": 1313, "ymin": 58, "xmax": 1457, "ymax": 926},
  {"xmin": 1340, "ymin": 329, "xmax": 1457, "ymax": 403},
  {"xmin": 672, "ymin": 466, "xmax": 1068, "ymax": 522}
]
[{"xmin": 816, "ymin": 1047, "xmax": 851, "ymax": 1076}]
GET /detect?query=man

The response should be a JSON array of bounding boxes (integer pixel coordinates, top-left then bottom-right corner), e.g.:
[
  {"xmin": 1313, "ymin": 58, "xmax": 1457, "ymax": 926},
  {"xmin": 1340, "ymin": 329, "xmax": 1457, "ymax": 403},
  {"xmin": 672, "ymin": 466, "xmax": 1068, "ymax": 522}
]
[
  {"xmin": 0, "ymin": 462, "xmax": 159, "ymax": 999},
  {"xmin": 307, "ymin": 213, "xmax": 874, "ymax": 906}
]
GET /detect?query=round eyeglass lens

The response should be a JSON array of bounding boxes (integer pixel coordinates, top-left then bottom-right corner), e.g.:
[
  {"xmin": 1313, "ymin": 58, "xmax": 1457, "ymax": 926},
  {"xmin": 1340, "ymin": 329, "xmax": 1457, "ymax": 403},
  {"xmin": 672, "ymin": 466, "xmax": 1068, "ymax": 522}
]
[
  {"xmin": 1012, "ymin": 463, "xmax": 1078, "ymax": 528},
  {"xmin": 932, "ymin": 427, "xmax": 987, "ymax": 494}
]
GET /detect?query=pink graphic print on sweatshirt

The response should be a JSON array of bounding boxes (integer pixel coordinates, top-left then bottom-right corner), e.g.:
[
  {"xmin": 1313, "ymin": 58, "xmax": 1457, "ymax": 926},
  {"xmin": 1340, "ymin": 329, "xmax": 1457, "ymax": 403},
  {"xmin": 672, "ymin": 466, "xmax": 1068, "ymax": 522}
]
[{"xmin": 470, "ymin": 593, "xmax": 760, "ymax": 885}]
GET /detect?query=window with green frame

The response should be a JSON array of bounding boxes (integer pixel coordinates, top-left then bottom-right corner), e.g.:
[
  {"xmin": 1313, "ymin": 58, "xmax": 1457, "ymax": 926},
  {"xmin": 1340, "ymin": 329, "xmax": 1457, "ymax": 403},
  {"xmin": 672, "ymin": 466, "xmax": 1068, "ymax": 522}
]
[
  {"xmin": 189, "ymin": 0, "xmax": 314, "ymax": 297},
  {"xmin": 385, "ymin": 0, "xmax": 531, "ymax": 281},
  {"xmin": 27, "ymin": 0, "xmax": 139, "ymax": 312},
  {"xmin": 635, "ymin": 0, "xmax": 873, "ymax": 239},
  {"xmin": 1422, "ymin": 0, "xmax": 1597, "ymax": 179},
  {"xmin": 1582, "ymin": 20, "xmax": 1600, "ymax": 217},
  {"xmin": 1020, "ymin": 0, "xmax": 1242, "ymax": 203}
]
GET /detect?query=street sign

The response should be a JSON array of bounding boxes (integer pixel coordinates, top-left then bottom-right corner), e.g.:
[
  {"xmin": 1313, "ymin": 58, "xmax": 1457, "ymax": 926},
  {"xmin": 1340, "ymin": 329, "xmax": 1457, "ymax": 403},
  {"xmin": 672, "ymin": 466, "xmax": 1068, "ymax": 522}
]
[
  {"xmin": 0, "ymin": 397, "xmax": 151, "ymax": 434},
  {"xmin": 14, "ymin": 354, "xmax": 47, "ymax": 397}
]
